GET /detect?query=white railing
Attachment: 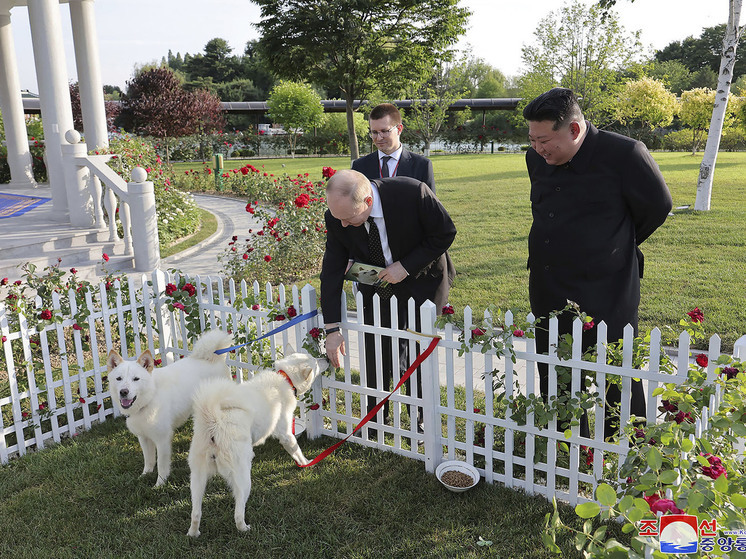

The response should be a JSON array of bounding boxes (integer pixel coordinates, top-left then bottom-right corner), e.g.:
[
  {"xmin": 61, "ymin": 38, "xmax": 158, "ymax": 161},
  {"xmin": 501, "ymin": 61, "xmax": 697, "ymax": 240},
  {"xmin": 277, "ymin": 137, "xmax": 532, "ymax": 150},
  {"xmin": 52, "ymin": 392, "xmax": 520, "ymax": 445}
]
[
  {"xmin": 0, "ymin": 272, "xmax": 741, "ymax": 510},
  {"xmin": 60, "ymin": 129, "xmax": 160, "ymax": 271}
]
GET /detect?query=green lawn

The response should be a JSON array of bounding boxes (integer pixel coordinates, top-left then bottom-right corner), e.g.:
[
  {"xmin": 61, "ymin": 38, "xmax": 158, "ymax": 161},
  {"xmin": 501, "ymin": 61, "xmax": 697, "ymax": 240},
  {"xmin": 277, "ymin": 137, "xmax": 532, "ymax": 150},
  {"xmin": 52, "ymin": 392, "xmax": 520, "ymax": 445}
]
[
  {"xmin": 173, "ymin": 152, "xmax": 746, "ymax": 351},
  {"xmin": 0, "ymin": 417, "xmax": 606, "ymax": 559}
]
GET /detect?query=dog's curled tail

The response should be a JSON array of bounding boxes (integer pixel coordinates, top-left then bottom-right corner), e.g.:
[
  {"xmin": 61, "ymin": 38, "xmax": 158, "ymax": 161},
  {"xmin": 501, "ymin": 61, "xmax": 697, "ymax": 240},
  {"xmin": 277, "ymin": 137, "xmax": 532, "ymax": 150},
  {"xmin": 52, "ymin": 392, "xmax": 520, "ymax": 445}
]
[
  {"xmin": 190, "ymin": 330, "xmax": 234, "ymax": 363},
  {"xmin": 192, "ymin": 378, "xmax": 249, "ymax": 446}
]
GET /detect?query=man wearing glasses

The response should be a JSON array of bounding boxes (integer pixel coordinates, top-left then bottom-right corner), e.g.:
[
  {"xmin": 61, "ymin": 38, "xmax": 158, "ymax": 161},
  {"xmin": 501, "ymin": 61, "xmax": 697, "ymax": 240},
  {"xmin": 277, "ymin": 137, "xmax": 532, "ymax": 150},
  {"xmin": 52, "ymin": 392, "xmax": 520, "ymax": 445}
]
[{"xmin": 353, "ymin": 103, "xmax": 436, "ymax": 192}]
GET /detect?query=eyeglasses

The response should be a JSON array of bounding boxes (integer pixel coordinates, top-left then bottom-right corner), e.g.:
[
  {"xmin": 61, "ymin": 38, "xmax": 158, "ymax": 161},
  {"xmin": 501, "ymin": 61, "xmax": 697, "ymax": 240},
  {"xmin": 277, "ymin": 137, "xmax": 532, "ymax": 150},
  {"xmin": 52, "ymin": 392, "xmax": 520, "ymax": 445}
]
[{"xmin": 368, "ymin": 125, "xmax": 398, "ymax": 138}]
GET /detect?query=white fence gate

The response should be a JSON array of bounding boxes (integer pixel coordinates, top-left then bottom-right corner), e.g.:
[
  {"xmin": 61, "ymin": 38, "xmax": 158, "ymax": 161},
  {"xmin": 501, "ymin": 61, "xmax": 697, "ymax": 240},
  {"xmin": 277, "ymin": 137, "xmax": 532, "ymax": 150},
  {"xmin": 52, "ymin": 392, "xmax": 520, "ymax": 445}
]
[{"xmin": 0, "ymin": 271, "xmax": 740, "ymax": 511}]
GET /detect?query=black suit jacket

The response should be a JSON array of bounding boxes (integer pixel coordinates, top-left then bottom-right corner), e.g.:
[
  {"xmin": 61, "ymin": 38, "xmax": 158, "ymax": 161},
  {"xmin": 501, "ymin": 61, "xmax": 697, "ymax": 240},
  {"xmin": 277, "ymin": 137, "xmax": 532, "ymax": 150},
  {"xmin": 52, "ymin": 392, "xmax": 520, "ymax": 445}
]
[
  {"xmin": 320, "ymin": 177, "xmax": 456, "ymax": 324},
  {"xmin": 352, "ymin": 149, "xmax": 436, "ymax": 192},
  {"xmin": 526, "ymin": 123, "xmax": 672, "ymax": 338}
]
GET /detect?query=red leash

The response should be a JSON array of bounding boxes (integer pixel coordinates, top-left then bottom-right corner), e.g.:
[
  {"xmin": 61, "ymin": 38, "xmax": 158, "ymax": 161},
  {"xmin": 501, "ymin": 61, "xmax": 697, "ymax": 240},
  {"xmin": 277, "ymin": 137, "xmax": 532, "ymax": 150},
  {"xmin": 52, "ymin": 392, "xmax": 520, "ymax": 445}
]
[{"xmin": 298, "ymin": 335, "xmax": 441, "ymax": 467}]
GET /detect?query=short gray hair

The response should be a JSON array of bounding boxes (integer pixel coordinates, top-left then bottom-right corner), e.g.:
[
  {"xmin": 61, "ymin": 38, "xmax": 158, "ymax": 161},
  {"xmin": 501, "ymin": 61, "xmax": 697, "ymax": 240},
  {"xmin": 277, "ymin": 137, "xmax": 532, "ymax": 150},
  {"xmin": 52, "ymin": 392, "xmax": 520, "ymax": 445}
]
[{"xmin": 325, "ymin": 169, "xmax": 371, "ymax": 206}]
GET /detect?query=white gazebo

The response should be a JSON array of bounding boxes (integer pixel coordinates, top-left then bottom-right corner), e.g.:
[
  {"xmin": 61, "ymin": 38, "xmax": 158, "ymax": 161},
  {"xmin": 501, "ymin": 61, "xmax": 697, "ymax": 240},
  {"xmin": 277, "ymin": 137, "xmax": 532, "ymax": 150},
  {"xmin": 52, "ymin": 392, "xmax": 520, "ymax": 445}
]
[
  {"xmin": 0, "ymin": 0, "xmax": 159, "ymax": 273},
  {"xmin": 0, "ymin": 0, "xmax": 109, "ymax": 212}
]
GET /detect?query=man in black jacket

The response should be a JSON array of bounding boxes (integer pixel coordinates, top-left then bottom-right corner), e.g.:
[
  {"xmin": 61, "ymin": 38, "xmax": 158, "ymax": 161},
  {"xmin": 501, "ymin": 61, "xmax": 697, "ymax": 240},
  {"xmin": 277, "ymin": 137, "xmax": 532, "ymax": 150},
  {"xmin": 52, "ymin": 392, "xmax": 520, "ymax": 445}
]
[
  {"xmin": 352, "ymin": 103, "xmax": 435, "ymax": 191},
  {"xmin": 321, "ymin": 169, "xmax": 456, "ymax": 437},
  {"xmin": 523, "ymin": 88, "xmax": 673, "ymax": 439}
]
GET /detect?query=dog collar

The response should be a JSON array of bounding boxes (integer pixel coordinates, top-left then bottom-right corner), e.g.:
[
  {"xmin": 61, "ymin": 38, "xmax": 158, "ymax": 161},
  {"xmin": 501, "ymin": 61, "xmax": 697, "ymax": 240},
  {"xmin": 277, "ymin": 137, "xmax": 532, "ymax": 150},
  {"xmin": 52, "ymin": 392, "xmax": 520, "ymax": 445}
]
[{"xmin": 278, "ymin": 369, "xmax": 297, "ymax": 396}]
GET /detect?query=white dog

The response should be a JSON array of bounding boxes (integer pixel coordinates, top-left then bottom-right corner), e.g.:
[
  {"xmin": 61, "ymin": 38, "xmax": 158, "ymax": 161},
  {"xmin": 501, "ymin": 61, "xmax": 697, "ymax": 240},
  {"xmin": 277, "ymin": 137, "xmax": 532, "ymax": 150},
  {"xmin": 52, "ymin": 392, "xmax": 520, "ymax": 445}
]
[
  {"xmin": 186, "ymin": 351, "xmax": 327, "ymax": 537},
  {"xmin": 106, "ymin": 330, "xmax": 234, "ymax": 487}
]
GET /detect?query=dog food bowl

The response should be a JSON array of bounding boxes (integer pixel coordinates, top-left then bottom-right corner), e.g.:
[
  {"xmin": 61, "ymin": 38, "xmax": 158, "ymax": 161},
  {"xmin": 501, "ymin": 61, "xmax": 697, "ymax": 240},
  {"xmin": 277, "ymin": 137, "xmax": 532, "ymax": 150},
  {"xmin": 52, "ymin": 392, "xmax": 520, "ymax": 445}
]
[
  {"xmin": 292, "ymin": 418, "xmax": 306, "ymax": 438},
  {"xmin": 435, "ymin": 460, "xmax": 480, "ymax": 492}
]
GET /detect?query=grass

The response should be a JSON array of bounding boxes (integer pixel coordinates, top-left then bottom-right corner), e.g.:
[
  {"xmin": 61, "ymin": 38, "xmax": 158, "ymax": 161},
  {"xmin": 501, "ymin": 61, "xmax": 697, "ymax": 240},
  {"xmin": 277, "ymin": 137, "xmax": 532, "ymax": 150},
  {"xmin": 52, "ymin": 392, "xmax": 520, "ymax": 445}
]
[
  {"xmin": 173, "ymin": 151, "xmax": 746, "ymax": 351},
  {"xmin": 0, "ymin": 417, "xmax": 611, "ymax": 559},
  {"xmin": 160, "ymin": 208, "xmax": 218, "ymax": 259}
]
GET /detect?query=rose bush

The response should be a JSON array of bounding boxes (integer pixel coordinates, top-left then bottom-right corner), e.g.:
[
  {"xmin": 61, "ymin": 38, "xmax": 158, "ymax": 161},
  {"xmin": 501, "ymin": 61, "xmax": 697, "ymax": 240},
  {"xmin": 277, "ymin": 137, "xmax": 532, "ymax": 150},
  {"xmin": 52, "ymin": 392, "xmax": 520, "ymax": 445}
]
[{"xmin": 542, "ymin": 308, "xmax": 746, "ymax": 558}]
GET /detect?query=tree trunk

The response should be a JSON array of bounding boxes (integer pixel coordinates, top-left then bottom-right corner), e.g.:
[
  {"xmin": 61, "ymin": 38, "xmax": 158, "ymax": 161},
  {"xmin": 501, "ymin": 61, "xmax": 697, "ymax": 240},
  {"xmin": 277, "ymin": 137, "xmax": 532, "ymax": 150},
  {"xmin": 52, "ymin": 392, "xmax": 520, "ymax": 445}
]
[
  {"xmin": 695, "ymin": 0, "xmax": 743, "ymax": 210},
  {"xmin": 345, "ymin": 96, "xmax": 359, "ymax": 162}
]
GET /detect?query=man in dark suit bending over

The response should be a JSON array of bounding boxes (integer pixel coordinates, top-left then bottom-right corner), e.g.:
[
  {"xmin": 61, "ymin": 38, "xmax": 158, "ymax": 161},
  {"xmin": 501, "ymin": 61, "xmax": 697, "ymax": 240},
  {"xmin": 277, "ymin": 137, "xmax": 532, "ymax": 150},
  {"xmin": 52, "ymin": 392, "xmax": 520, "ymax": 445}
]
[
  {"xmin": 321, "ymin": 169, "xmax": 456, "ymax": 437},
  {"xmin": 524, "ymin": 88, "xmax": 672, "ymax": 439},
  {"xmin": 353, "ymin": 103, "xmax": 435, "ymax": 192}
]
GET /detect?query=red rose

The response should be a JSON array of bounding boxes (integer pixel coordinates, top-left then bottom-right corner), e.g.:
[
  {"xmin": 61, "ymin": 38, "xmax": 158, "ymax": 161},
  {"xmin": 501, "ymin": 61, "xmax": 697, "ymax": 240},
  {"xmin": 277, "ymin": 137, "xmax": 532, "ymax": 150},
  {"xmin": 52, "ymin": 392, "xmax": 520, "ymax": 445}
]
[
  {"xmin": 309, "ymin": 327, "xmax": 321, "ymax": 339},
  {"xmin": 264, "ymin": 255, "xmax": 272, "ymax": 262},
  {"xmin": 721, "ymin": 366, "xmax": 740, "ymax": 380},
  {"xmin": 274, "ymin": 314, "xmax": 286, "ymax": 321},
  {"xmin": 513, "ymin": 329, "xmax": 525, "ymax": 337},
  {"xmin": 182, "ymin": 283, "xmax": 196, "ymax": 297},
  {"xmin": 582, "ymin": 320, "xmax": 595, "ymax": 331},
  {"xmin": 79, "ymin": 397, "xmax": 86, "ymax": 404},
  {"xmin": 72, "ymin": 323, "xmax": 83, "ymax": 331},
  {"xmin": 1, "ymin": 335, "xmax": 6, "ymax": 343},
  {"xmin": 701, "ymin": 454, "xmax": 727, "ymax": 479},
  {"xmin": 14, "ymin": 280, "xmax": 21, "ymax": 286},
  {"xmin": 102, "ymin": 253, "xmax": 109, "ymax": 262},
  {"xmin": 243, "ymin": 253, "xmax": 249, "ymax": 260},
  {"xmin": 686, "ymin": 307, "xmax": 704, "ymax": 323},
  {"xmin": 40, "ymin": 309, "xmax": 52, "ymax": 320},
  {"xmin": 240, "ymin": 167, "xmax": 249, "ymax": 175},
  {"xmin": 661, "ymin": 399, "xmax": 678, "ymax": 413},
  {"xmin": 695, "ymin": 353, "xmax": 708, "ymax": 368},
  {"xmin": 471, "ymin": 327, "xmax": 486, "ymax": 339},
  {"xmin": 441, "ymin": 304, "xmax": 455, "ymax": 315},
  {"xmin": 251, "ymin": 304, "xmax": 260, "ymax": 311},
  {"xmin": 650, "ymin": 499, "xmax": 683, "ymax": 515},
  {"xmin": 1, "ymin": 277, "xmax": 9, "ymax": 285},
  {"xmin": 309, "ymin": 403, "xmax": 320, "ymax": 411},
  {"xmin": 674, "ymin": 411, "xmax": 694, "ymax": 424},
  {"xmin": 246, "ymin": 204, "xmax": 255, "ymax": 214},
  {"xmin": 154, "ymin": 358, "xmax": 162, "ymax": 366},
  {"xmin": 165, "ymin": 283, "xmax": 177, "ymax": 295},
  {"xmin": 70, "ymin": 268, "xmax": 78, "ymax": 274},
  {"xmin": 294, "ymin": 193, "xmax": 311, "ymax": 208},
  {"xmin": 287, "ymin": 305, "xmax": 297, "ymax": 318},
  {"xmin": 322, "ymin": 166, "xmax": 337, "ymax": 179},
  {"xmin": 173, "ymin": 302, "xmax": 185, "ymax": 311}
]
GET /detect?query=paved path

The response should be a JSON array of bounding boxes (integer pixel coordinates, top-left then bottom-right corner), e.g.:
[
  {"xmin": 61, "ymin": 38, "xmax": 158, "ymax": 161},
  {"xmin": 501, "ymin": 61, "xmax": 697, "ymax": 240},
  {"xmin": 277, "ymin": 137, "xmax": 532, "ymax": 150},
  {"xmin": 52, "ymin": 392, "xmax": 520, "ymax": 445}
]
[{"xmin": 162, "ymin": 194, "xmax": 262, "ymax": 278}]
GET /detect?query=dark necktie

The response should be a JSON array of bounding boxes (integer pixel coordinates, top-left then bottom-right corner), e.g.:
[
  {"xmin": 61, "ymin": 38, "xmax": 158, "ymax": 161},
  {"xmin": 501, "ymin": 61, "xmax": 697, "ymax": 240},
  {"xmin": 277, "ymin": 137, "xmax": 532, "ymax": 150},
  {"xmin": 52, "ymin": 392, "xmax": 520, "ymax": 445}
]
[
  {"xmin": 380, "ymin": 156, "xmax": 391, "ymax": 178},
  {"xmin": 367, "ymin": 217, "xmax": 394, "ymax": 299}
]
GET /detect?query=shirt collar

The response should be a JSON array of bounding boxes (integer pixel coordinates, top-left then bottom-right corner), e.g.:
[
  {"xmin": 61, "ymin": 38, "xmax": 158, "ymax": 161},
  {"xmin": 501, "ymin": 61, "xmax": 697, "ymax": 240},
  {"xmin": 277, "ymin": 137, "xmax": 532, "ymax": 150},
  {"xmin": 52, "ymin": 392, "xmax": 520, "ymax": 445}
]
[
  {"xmin": 369, "ymin": 182, "xmax": 384, "ymax": 219},
  {"xmin": 378, "ymin": 144, "xmax": 403, "ymax": 161}
]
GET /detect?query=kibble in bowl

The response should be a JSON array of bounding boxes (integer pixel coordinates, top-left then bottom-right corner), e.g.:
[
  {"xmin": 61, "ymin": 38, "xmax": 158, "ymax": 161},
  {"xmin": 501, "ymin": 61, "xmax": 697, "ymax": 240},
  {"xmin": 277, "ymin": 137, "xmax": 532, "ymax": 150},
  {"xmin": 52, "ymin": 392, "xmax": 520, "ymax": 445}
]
[{"xmin": 435, "ymin": 460, "xmax": 480, "ymax": 492}]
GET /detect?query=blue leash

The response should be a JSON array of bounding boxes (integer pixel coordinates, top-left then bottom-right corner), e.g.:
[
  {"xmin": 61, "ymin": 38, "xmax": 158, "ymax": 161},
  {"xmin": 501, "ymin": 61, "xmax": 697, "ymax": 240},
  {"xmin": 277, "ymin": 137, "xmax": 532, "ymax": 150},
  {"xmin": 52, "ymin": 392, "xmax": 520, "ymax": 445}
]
[{"xmin": 214, "ymin": 309, "xmax": 319, "ymax": 355}]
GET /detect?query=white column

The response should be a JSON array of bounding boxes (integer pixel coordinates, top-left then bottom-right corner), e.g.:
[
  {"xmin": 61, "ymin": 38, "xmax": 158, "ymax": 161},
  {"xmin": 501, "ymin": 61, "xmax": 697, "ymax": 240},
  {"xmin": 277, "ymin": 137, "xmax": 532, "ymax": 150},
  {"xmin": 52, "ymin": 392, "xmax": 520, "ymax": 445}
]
[
  {"xmin": 0, "ymin": 7, "xmax": 36, "ymax": 188},
  {"xmin": 27, "ymin": 0, "xmax": 75, "ymax": 218},
  {"xmin": 68, "ymin": 0, "xmax": 108, "ymax": 150}
]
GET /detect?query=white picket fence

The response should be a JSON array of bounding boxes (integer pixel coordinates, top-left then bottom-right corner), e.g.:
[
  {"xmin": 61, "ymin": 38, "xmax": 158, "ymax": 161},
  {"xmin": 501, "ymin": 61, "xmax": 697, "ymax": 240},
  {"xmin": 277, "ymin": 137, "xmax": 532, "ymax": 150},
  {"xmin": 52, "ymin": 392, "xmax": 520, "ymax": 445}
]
[{"xmin": 0, "ymin": 271, "xmax": 740, "ymax": 510}]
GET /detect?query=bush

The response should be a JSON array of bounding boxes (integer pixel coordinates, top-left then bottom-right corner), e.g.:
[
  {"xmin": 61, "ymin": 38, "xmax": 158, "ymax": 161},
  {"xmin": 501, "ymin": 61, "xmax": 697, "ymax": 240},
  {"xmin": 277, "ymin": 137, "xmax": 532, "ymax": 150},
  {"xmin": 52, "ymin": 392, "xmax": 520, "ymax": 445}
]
[
  {"xmin": 219, "ymin": 169, "xmax": 330, "ymax": 285},
  {"xmin": 661, "ymin": 129, "xmax": 693, "ymax": 151},
  {"xmin": 99, "ymin": 133, "xmax": 200, "ymax": 249}
]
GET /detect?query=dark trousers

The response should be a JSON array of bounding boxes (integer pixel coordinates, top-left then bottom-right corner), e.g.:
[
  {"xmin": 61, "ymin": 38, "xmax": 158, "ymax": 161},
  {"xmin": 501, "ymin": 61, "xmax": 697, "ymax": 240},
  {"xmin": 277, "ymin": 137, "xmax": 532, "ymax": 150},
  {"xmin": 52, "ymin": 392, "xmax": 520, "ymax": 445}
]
[
  {"xmin": 534, "ymin": 313, "xmax": 646, "ymax": 440},
  {"xmin": 362, "ymin": 299, "xmax": 423, "ymax": 430}
]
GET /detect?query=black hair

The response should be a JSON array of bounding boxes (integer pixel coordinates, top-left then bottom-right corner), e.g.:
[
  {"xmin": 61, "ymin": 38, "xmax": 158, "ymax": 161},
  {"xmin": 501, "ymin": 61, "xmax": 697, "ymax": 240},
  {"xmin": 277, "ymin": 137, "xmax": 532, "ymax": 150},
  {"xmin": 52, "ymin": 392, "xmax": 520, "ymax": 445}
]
[{"xmin": 522, "ymin": 88, "xmax": 584, "ymax": 130}]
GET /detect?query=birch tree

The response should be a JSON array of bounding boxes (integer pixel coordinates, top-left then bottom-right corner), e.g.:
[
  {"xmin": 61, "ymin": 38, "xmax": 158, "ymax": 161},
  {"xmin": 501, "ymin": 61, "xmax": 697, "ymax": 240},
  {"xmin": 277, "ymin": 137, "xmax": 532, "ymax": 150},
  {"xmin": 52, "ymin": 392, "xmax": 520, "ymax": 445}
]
[{"xmin": 695, "ymin": 0, "xmax": 744, "ymax": 210}]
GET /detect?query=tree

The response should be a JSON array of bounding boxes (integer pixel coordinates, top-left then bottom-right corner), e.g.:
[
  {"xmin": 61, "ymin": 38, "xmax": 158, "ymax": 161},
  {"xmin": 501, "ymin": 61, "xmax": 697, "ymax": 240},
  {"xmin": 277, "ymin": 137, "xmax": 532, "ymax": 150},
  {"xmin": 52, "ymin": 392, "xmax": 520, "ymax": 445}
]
[
  {"xmin": 404, "ymin": 63, "xmax": 465, "ymax": 156},
  {"xmin": 679, "ymin": 88, "xmax": 717, "ymax": 154},
  {"xmin": 119, "ymin": 67, "xmax": 223, "ymax": 163},
  {"xmin": 696, "ymin": 1, "xmax": 744, "ymax": 210},
  {"xmin": 644, "ymin": 60, "xmax": 694, "ymax": 95},
  {"xmin": 267, "ymin": 81, "xmax": 324, "ymax": 157},
  {"xmin": 251, "ymin": 0, "xmax": 470, "ymax": 160},
  {"xmin": 69, "ymin": 82, "xmax": 122, "ymax": 135},
  {"xmin": 655, "ymin": 24, "xmax": 746, "ymax": 80},
  {"xmin": 449, "ymin": 55, "xmax": 508, "ymax": 98},
  {"xmin": 614, "ymin": 77, "xmax": 677, "ymax": 139},
  {"xmin": 520, "ymin": 1, "xmax": 644, "ymax": 125}
]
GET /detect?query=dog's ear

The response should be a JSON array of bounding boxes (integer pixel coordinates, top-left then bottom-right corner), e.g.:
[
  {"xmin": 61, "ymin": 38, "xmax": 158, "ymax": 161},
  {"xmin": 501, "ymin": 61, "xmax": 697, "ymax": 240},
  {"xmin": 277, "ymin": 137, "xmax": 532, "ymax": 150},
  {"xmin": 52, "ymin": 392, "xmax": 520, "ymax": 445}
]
[
  {"xmin": 107, "ymin": 350, "xmax": 123, "ymax": 372},
  {"xmin": 301, "ymin": 364, "xmax": 314, "ymax": 381},
  {"xmin": 137, "ymin": 350, "xmax": 155, "ymax": 372},
  {"xmin": 284, "ymin": 343, "xmax": 295, "ymax": 355}
]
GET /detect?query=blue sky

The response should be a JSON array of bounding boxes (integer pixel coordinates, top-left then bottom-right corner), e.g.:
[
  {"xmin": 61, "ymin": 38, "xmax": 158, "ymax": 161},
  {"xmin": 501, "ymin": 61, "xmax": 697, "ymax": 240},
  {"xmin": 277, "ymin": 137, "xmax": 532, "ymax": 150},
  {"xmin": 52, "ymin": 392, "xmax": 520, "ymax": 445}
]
[{"xmin": 8, "ymin": 0, "xmax": 729, "ymax": 93}]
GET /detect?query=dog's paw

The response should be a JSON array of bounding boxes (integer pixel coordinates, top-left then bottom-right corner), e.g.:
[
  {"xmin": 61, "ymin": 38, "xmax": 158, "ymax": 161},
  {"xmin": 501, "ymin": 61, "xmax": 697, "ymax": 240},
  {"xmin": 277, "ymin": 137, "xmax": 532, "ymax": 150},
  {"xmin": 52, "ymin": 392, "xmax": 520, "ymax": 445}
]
[
  {"xmin": 187, "ymin": 528, "xmax": 200, "ymax": 538},
  {"xmin": 153, "ymin": 477, "xmax": 167, "ymax": 488},
  {"xmin": 236, "ymin": 521, "xmax": 251, "ymax": 532}
]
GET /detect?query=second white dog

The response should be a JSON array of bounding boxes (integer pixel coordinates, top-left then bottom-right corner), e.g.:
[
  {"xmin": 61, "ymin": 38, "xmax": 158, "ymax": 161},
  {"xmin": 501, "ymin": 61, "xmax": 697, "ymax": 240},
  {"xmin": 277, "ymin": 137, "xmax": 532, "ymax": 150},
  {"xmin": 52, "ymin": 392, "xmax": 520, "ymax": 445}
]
[{"xmin": 186, "ymin": 351, "xmax": 326, "ymax": 537}]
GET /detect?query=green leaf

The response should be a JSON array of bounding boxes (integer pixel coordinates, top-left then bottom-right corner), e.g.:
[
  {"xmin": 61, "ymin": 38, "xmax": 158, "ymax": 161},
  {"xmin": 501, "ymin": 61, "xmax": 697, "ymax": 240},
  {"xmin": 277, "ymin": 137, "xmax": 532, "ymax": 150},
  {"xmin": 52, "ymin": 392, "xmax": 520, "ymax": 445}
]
[
  {"xmin": 596, "ymin": 483, "xmax": 617, "ymax": 507},
  {"xmin": 575, "ymin": 532, "xmax": 587, "ymax": 550},
  {"xmin": 714, "ymin": 473, "xmax": 728, "ymax": 493},
  {"xmin": 659, "ymin": 470, "xmax": 679, "ymax": 484},
  {"xmin": 618, "ymin": 495, "xmax": 634, "ymax": 512},
  {"xmin": 575, "ymin": 501, "xmax": 601, "ymax": 519},
  {"xmin": 564, "ymin": 429, "xmax": 572, "ymax": 439},
  {"xmin": 541, "ymin": 532, "xmax": 562, "ymax": 554},
  {"xmin": 622, "ymin": 522, "xmax": 636, "ymax": 534},
  {"xmin": 627, "ymin": 507, "xmax": 644, "ymax": 523},
  {"xmin": 688, "ymin": 491, "xmax": 704, "ymax": 510},
  {"xmin": 731, "ymin": 494, "xmax": 746, "ymax": 508},
  {"xmin": 680, "ymin": 438, "xmax": 694, "ymax": 452},
  {"xmin": 646, "ymin": 447, "xmax": 663, "ymax": 470}
]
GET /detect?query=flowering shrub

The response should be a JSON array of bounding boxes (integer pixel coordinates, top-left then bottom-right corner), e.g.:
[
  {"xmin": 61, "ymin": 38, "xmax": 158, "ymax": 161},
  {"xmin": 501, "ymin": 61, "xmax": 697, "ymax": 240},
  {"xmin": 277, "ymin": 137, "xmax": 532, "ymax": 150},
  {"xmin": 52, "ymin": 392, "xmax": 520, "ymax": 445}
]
[
  {"xmin": 542, "ymin": 308, "xmax": 746, "ymax": 558},
  {"xmin": 100, "ymin": 133, "xmax": 200, "ymax": 248},
  {"xmin": 219, "ymin": 169, "xmax": 329, "ymax": 285}
]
